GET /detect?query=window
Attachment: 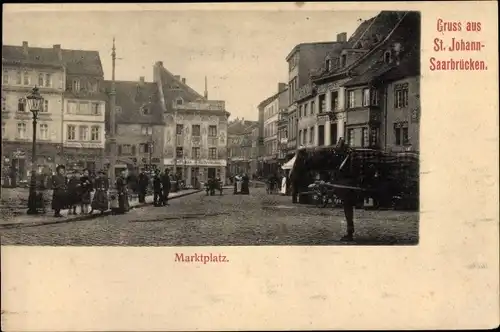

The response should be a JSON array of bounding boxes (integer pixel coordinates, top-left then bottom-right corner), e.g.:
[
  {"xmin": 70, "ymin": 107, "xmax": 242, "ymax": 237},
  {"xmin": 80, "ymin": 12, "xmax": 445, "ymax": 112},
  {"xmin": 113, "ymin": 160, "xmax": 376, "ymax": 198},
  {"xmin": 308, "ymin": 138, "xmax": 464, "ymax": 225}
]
[
  {"xmin": 319, "ymin": 94, "xmax": 326, "ymax": 113},
  {"xmin": 72, "ymin": 79, "xmax": 80, "ymax": 92},
  {"xmin": 341, "ymin": 54, "xmax": 347, "ymax": 67},
  {"xmin": 139, "ymin": 143, "xmax": 153, "ymax": 153},
  {"xmin": 176, "ymin": 124, "xmax": 183, "ymax": 135},
  {"xmin": 394, "ymin": 85, "xmax": 409, "ymax": 108},
  {"xmin": 348, "ymin": 128, "xmax": 354, "ymax": 145},
  {"xmin": 41, "ymin": 100, "xmax": 49, "ymax": 113},
  {"xmin": 176, "ymin": 147, "xmax": 184, "ymax": 158},
  {"xmin": 309, "ymin": 127, "xmax": 314, "ymax": 144},
  {"xmin": 208, "ymin": 125, "xmax": 217, "ymax": 137},
  {"xmin": 23, "ymin": 70, "xmax": 30, "ymax": 85},
  {"xmin": 67, "ymin": 101, "xmax": 78, "ymax": 114},
  {"xmin": 39, "ymin": 124, "xmax": 48, "ymax": 139},
  {"xmin": 88, "ymin": 81, "xmax": 97, "ymax": 92},
  {"xmin": 67, "ymin": 125, "xmax": 76, "ymax": 140},
  {"xmin": 298, "ymin": 130, "xmax": 302, "ymax": 145},
  {"xmin": 331, "ymin": 91, "xmax": 339, "ymax": 111},
  {"xmin": 79, "ymin": 126, "xmax": 89, "ymax": 141},
  {"xmin": 79, "ymin": 102, "xmax": 89, "ymax": 115},
  {"xmin": 363, "ymin": 88, "xmax": 370, "ymax": 106},
  {"xmin": 120, "ymin": 144, "xmax": 134, "ymax": 156},
  {"xmin": 192, "ymin": 147, "xmax": 200, "ymax": 159},
  {"xmin": 141, "ymin": 106, "xmax": 150, "ymax": 115},
  {"xmin": 326, "ymin": 59, "xmax": 331, "ymax": 71},
  {"xmin": 141, "ymin": 126, "xmax": 153, "ymax": 135},
  {"xmin": 17, "ymin": 123, "xmax": 27, "ymax": 139},
  {"xmin": 362, "ymin": 127, "xmax": 369, "ymax": 147},
  {"xmin": 318, "ymin": 125, "xmax": 325, "ymax": 146},
  {"xmin": 394, "ymin": 122, "xmax": 409, "ymax": 146},
  {"xmin": 91, "ymin": 103, "xmax": 100, "ymax": 115},
  {"xmin": 192, "ymin": 124, "xmax": 201, "ymax": 136},
  {"xmin": 91, "ymin": 126, "xmax": 100, "ymax": 141},
  {"xmin": 1, "ymin": 95, "xmax": 6, "ymax": 111},
  {"xmin": 311, "ymin": 100, "xmax": 315, "ymax": 115},
  {"xmin": 303, "ymin": 129, "xmax": 307, "ymax": 145},
  {"xmin": 208, "ymin": 147, "xmax": 217, "ymax": 159},
  {"xmin": 38, "ymin": 73, "xmax": 44, "ymax": 86},
  {"xmin": 18, "ymin": 98, "xmax": 26, "ymax": 112},
  {"xmin": 347, "ymin": 91, "xmax": 355, "ymax": 108},
  {"xmin": 3, "ymin": 70, "xmax": 9, "ymax": 85},
  {"xmin": 371, "ymin": 89, "xmax": 379, "ymax": 106},
  {"xmin": 45, "ymin": 73, "xmax": 52, "ymax": 87},
  {"xmin": 15, "ymin": 71, "xmax": 22, "ymax": 85},
  {"xmin": 176, "ymin": 97, "xmax": 183, "ymax": 105},
  {"xmin": 1, "ymin": 122, "xmax": 5, "ymax": 138}
]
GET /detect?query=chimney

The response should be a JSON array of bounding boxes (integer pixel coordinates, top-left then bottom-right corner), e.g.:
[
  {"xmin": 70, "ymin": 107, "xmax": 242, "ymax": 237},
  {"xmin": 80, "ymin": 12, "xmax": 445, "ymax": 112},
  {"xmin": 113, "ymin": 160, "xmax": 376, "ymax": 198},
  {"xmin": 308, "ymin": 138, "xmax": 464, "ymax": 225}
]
[
  {"xmin": 22, "ymin": 41, "xmax": 28, "ymax": 55},
  {"xmin": 336, "ymin": 32, "xmax": 347, "ymax": 42},
  {"xmin": 139, "ymin": 76, "xmax": 145, "ymax": 84},
  {"xmin": 181, "ymin": 78, "xmax": 186, "ymax": 84},
  {"xmin": 174, "ymin": 75, "xmax": 180, "ymax": 81},
  {"xmin": 278, "ymin": 82, "xmax": 287, "ymax": 93},
  {"xmin": 156, "ymin": 61, "xmax": 163, "ymax": 67},
  {"xmin": 53, "ymin": 44, "xmax": 62, "ymax": 61}
]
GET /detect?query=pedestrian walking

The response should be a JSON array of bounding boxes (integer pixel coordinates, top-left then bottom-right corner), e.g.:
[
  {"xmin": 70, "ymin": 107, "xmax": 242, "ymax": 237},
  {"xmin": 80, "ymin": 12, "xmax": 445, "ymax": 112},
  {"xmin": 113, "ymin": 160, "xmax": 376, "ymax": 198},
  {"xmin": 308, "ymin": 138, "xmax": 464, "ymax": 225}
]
[
  {"xmin": 91, "ymin": 170, "xmax": 109, "ymax": 214},
  {"xmin": 152, "ymin": 170, "xmax": 162, "ymax": 206},
  {"xmin": 138, "ymin": 171, "xmax": 149, "ymax": 203},
  {"xmin": 51, "ymin": 165, "xmax": 68, "ymax": 218},
  {"xmin": 161, "ymin": 169, "xmax": 171, "ymax": 206},
  {"xmin": 80, "ymin": 169, "xmax": 93, "ymax": 214}
]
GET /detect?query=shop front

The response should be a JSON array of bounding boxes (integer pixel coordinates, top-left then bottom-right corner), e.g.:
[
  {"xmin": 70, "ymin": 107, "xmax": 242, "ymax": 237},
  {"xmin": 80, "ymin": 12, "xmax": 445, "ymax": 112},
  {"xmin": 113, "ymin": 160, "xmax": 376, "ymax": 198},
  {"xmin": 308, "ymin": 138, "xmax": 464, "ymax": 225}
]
[{"xmin": 164, "ymin": 158, "xmax": 227, "ymax": 186}]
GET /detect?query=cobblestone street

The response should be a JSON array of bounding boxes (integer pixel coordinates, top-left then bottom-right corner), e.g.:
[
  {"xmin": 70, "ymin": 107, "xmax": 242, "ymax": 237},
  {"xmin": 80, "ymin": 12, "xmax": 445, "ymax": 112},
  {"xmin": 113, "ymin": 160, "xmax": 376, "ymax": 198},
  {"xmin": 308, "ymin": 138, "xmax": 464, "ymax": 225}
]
[{"xmin": 1, "ymin": 188, "xmax": 418, "ymax": 246}]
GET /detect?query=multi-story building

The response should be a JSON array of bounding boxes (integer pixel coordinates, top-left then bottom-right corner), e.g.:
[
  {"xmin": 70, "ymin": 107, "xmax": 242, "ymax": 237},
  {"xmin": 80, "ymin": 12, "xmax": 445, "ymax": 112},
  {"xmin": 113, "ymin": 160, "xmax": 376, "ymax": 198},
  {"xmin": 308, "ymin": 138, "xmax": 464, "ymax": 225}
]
[
  {"xmin": 259, "ymin": 83, "xmax": 288, "ymax": 176},
  {"xmin": 104, "ymin": 77, "xmax": 164, "ymax": 174},
  {"xmin": 154, "ymin": 61, "xmax": 230, "ymax": 185},
  {"xmin": 339, "ymin": 11, "xmax": 420, "ymax": 151},
  {"xmin": 249, "ymin": 125, "xmax": 260, "ymax": 177},
  {"xmin": 310, "ymin": 11, "xmax": 407, "ymax": 148},
  {"xmin": 227, "ymin": 118, "xmax": 258, "ymax": 176},
  {"xmin": 285, "ymin": 41, "xmax": 345, "ymax": 158},
  {"xmin": 62, "ymin": 47, "xmax": 106, "ymax": 172},
  {"xmin": 277, "ymin": 107, "xmax": 288, "ymax": 160},
  {"xmin": 2, "ymin": 42, "xmax": 65, "ymax": 182}
]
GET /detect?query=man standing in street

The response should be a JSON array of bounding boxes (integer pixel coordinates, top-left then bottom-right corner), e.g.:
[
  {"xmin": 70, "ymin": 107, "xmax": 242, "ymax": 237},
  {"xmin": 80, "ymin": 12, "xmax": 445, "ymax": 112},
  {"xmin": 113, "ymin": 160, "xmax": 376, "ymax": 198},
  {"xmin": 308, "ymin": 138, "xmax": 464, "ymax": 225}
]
[
  {"xmin": 152, "ymin": 169, "xmax": 162, "ymax": 207},
  {"xmin": 161, "ymin": 169, "xmax": 171, "ymax": 206},
  {"xmin": 137, "ymin": 170, "xmax": 149, "ymax": 203}
]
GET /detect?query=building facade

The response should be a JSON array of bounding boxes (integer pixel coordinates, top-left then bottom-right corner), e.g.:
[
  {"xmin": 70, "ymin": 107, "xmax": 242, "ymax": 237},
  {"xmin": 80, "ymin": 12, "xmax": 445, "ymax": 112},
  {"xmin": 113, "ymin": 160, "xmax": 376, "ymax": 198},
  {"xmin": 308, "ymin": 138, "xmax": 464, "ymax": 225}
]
[
  {"xmin": 104, "ymin": 77, "xmax": 165, "ymax": 174},
  {"xmin": 227, "ymin": 118, "xmax": 258, "ymax": 177},
  {"xmin": 154, "ymin": 61, "xmax": 230, "ymax": 185},
  {"xmin": 2, "ymin": 42, "xmax": 67, "ymax": 183},
  {"xmin": 259, "ymin": 83, "xmax": 288, "ymax": 175},
  {"xmin": 284, "ymin": 41, "xmax": 346, "ymax": 157}
]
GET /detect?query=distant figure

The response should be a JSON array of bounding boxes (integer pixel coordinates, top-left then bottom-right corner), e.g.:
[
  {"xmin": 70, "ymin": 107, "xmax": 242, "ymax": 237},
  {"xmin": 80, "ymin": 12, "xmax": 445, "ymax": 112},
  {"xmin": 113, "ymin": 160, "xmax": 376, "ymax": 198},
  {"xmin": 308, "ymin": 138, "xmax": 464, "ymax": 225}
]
[
  {"xmin": 160, "ymin": 169, "xmax": 171, "ymax": 206},
  {"xmin": 51, "ymin": 165, "xmax": 68, "ymax": 218},
  {"xmin": 67, "ymin": 170, "xmax": 81, "ymax": 215},
  {"xmin": 91, "ymin": 170, "xmax": 109, "ymax": 214},
  {"xmin": 138, "ymin": 171, "xmax": 149, "ymax": 203},
  {"xmin": 152, "ymin": 170, "xmax": 162, "ymax": 207},
  {"xmin": 80, "ymin": 168, "xmax": 93, "ymax": 214},
  {"xmin": 113, "ymin": 169, "xmax": 129, "ymax": 214}
]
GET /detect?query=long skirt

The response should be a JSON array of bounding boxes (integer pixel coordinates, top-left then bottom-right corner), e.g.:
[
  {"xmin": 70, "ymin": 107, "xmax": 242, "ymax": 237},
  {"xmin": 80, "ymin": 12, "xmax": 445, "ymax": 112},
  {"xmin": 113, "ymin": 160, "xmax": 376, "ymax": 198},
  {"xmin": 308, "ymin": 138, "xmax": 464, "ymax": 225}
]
[
  {"xmin": 81, "ymin": 190, "xmax": 92, "ymax": 205},
  {"xmin": 51, "ymin": 189, "xmax": 67, "ymax": 211},
  {"xmin": 117, "ymin": 193, "xmax": 129, "ymax": 214},
  {"xmin": 92, "ymin": 189, "xmax": 109, "ymax": 211}
]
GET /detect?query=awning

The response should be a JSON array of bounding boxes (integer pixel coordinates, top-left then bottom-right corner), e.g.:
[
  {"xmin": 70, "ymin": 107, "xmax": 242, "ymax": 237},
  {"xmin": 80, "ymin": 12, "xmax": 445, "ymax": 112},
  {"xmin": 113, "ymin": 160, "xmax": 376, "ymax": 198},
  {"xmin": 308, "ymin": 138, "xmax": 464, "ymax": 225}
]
[{"xmin": 281, "ymin": 155, "xmax": 296, "ymax": 170}]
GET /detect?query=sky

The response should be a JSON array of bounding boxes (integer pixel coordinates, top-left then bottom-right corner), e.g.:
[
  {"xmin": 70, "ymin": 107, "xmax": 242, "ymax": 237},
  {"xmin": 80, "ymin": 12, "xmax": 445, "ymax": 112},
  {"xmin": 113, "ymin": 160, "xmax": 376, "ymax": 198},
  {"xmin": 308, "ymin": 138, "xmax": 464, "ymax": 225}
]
[{"xmin": 3, "ymin": 7, "xmax": 379, "ymax": 121}]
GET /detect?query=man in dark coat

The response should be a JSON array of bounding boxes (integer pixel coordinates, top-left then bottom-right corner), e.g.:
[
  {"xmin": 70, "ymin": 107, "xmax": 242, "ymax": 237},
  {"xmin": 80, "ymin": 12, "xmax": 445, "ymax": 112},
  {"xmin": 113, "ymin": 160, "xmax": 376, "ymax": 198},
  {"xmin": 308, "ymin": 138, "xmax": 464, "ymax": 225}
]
[
  {"xmin": 51, "ymin": 165, "xmax": 68, "ymax": 217},
  {"xmin": 160, "ymin": 169, "xmax": 171, "ymax": 206},
  {"xmin": 152, "ymin": 170, "xmax": 162, "ymax": 207},
  {"xmin": 137, "ymin": 171, "xmax": 149, "ymax": 203}
]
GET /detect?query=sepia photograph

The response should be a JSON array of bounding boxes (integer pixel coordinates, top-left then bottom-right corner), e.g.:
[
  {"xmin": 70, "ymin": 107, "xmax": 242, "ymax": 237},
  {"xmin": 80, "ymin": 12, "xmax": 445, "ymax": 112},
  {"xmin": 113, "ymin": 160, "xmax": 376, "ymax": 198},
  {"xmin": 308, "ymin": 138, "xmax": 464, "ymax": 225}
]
[{"xmin": 1, "ymin": 9, "xmax": 421, "ymax": 246}]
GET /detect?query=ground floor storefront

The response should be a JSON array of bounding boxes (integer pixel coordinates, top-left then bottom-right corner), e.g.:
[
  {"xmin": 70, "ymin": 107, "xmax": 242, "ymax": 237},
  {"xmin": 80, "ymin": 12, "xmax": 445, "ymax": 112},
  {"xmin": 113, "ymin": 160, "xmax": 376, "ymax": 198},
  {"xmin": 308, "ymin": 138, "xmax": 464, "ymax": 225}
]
[{"xmin": 163, "ymin": 158, "xmax": 227, "ymax": 186}]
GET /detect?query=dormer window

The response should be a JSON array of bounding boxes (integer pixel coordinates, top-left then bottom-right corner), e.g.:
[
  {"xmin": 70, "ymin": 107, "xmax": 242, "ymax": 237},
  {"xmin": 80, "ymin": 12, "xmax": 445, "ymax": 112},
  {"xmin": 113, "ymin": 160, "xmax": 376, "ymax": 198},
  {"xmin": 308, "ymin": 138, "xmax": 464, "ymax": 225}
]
[
  {"xmin": 340, "ymin": 54, "xmax": 347, "ymax": 67},
  {"xmin": 384, "ymin": 51, "xmax": 392, "ymax": 64},
  {"xmin": 141, "ymin": 106, "xmax": 150, "ymax": 115},
  {"xmin": 176, "ymin": 97, "xmax": 184, "ymax": 106},
  {"xmin": 325, "ymin": 58, "xmax": 332, "ymax": 71}
]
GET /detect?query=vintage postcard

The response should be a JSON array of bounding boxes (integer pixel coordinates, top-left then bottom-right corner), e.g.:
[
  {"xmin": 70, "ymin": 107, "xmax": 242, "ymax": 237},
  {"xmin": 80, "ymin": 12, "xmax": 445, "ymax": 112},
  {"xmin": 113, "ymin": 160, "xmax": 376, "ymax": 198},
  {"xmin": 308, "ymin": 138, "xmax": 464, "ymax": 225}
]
[{"xmin": 1, "ymin": 2, "xmax": 498, "ymax": 331}]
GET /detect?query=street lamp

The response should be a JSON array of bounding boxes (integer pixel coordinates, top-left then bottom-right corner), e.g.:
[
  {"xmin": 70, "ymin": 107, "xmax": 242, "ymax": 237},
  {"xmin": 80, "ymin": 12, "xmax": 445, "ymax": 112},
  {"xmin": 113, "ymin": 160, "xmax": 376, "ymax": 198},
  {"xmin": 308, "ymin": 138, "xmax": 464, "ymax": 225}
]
[
  {"xmin": 148, "ymin": 139, "xmax": 154, "ymax": 172},
  {"xmin": 26, "ymin": 87, "xmax": 44, "ymax": 215}
]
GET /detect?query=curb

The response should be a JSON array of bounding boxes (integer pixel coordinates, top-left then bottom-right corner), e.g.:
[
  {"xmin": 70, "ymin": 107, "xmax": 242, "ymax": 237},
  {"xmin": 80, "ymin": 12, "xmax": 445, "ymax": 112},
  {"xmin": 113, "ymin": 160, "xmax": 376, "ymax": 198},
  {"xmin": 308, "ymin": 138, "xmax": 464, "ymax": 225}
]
[{"xmin": 0, "ymin": 190, "xmax": 203, "ymax": 230}]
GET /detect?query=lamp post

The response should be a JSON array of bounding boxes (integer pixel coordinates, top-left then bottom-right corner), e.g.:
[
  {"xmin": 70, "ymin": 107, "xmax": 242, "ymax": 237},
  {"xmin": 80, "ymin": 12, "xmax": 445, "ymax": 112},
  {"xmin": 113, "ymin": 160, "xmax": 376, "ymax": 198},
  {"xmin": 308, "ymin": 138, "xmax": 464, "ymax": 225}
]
[
  {"xmin": 26, "ymin": 87, "xmax": 44, "ymax": 215},
  {"xmin": 148, "ymin": 139, "xmax": 154, "ymax": 172}
]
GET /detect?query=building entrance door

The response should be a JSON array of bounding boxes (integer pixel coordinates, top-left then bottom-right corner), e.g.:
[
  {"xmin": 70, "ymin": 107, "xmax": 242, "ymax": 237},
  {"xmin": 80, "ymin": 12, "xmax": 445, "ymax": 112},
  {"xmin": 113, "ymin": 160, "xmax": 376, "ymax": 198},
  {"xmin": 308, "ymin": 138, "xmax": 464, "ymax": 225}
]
[{"xmin": 207, "ymin": 167, "xmax": 216, "ymax": 179}]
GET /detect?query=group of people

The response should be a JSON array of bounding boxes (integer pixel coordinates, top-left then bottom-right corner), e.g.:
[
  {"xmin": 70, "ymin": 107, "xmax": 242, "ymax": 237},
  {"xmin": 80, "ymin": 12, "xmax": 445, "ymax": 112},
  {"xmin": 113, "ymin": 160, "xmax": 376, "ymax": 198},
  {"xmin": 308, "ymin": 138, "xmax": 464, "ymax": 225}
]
[
  {"xmin": 51, "ymin": 165, "xmax": 112, "ymax": 217},
  {"xmin": 152, "ymin": 169, "xmax": 171, "ymax": 206}
]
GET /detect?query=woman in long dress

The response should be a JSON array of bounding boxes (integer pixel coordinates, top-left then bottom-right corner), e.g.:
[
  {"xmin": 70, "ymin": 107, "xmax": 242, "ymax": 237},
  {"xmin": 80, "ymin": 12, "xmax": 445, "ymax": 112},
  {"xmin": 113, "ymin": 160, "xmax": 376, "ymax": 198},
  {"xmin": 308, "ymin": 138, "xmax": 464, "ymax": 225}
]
[
  {"xmin": 51, "ymin": 165, "xmax": 68, "ymax": 217},
  {"xmin": 91, "ymin": 170, "xmax": 109, "ymax": 214},
  {"xmin": 114, "ymin": 169, "xmax": 130, "ymax": 214},
  {"xmin": 80, "ymin": 169, "xmax": 93, "ymax": 214}
]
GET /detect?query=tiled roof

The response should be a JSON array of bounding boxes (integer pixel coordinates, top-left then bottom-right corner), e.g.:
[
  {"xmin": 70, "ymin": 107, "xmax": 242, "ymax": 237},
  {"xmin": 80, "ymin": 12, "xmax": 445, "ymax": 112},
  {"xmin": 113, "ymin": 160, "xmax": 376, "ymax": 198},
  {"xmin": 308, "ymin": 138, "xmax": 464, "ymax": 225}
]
[
  {"xmin": 342, "ymin": 11, "xmax": 421, "ymax": 87},
  {"xmin": 103, "ymin": 80, "xmax": 164, "ymax": 127},
  {"xmin": 227, "ymin": 120, "xmax": 259, "ymax": 135},
  {"xmin": 2, "ymin": 44, "xmax": 103, "ymax": 76}
]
